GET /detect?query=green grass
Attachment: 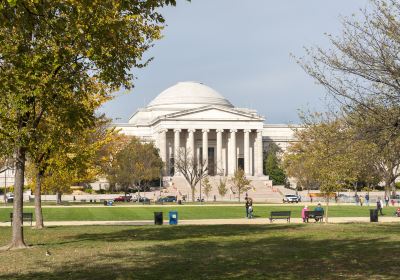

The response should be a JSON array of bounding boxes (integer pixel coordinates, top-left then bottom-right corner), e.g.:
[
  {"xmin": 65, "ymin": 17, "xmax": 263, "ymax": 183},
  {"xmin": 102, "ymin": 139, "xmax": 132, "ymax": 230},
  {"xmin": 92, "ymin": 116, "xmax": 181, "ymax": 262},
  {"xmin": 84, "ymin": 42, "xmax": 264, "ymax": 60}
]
[
  {"xmin": 0, "ymin": 205, "xmax": 397, "ymax": 222},
  {"xmin": 0, "ymin": 223, "xmax": 399, "ymax": 279}
]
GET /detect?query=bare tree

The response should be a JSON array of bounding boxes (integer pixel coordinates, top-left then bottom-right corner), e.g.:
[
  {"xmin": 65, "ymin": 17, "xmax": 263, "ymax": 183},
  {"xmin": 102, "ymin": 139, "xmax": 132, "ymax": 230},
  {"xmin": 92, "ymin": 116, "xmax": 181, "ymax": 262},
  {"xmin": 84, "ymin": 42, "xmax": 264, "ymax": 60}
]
[
  {"xmin": 297, "ymin": 0, "xmax": 400, "ymax": 137},
  {"xmin": 175, "ymin": 148, "xmax": 208, "ymax": 202}
]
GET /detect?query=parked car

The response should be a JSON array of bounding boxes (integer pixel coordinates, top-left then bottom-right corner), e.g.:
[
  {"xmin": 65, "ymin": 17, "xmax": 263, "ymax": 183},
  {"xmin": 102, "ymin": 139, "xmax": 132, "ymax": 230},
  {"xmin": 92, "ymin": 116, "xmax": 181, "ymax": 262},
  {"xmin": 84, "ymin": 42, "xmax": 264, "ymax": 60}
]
[
  {"xmin": 138, "ymin": 197, "xmax": 150, "ymax": 203},
  {"xmin": 158, "ymin": 196, "xmax": 177, "ymax": 203},
  {"xmin": 113, "ymin": 195, "xmax": 132, "ymax": 202},
  {"xmin": 6, "ymin": 192, "xmax": 14, "ymax": 203},
  {"xmin": 283, "ymin": 194, "xmax": 300, "ymax": 203}
]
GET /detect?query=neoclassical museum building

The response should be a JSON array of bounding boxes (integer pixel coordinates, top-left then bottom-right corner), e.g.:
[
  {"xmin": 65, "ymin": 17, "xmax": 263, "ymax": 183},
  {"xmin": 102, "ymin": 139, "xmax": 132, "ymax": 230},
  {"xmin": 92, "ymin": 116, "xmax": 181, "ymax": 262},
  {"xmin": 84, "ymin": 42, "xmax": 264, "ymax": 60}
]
[{"xmin": 115, "ymin": 81, "xmax": 296, "ymax": 181}]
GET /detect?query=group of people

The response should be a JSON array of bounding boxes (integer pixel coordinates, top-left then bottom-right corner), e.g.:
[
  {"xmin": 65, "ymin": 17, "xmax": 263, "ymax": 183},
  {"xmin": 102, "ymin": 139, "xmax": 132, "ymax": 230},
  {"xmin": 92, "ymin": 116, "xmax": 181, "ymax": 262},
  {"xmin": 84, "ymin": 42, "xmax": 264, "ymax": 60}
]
[
  {"xmin": 354, "ymin": 193, "xmax": 370, "ymax": 206},
  {"xmin": 301, "ymin": 203, "xmax": 324, "ymax": 223}
]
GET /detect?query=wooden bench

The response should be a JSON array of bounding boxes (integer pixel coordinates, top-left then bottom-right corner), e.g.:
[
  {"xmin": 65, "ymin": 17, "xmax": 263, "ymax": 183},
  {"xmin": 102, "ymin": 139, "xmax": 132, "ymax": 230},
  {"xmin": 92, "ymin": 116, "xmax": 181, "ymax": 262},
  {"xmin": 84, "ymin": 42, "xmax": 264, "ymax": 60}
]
[
  {"xmin": 305, "ymin": 210, "xmax": 324, "ymax": 222},
  {"xmin": 10, "ymin": 212, "xmax": 33, "ymax": 226},
  {"xmin": 269, "ymin": 211, "xmax": 291, "ymax": 223}
]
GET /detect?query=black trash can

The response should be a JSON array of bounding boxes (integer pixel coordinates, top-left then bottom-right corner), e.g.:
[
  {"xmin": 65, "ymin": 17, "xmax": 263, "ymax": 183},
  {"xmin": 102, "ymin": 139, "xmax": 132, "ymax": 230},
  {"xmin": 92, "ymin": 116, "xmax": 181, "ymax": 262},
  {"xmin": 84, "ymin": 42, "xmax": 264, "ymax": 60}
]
[
  {"xmin": 154, "ymin": 212, "xmax": 163, "ymax": 225},
  {"xmin": 370, "ymin": 209, "xmax": 378, "ymax": 222}
]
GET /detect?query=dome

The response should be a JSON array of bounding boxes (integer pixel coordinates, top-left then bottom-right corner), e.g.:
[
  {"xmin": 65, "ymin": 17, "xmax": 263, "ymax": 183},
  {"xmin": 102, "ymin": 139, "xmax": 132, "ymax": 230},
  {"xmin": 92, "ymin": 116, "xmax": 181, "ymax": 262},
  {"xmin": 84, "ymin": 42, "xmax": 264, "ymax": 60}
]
[{"xmin": 147, "ymin": 82, "xmax": 233, "ymax": 109}]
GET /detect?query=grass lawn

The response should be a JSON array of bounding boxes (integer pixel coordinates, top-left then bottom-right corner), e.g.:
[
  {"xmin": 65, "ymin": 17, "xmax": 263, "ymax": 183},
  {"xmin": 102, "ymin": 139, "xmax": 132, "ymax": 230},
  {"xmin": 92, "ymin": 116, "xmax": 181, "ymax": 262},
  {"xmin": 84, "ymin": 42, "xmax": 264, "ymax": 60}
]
[
  {"xmin": 0, "ymin": 223, "xmax": 399, "ymax": 279},
  {"xmin": 0, "ymin": 205, "xmax": 398, "ymax": 222}
]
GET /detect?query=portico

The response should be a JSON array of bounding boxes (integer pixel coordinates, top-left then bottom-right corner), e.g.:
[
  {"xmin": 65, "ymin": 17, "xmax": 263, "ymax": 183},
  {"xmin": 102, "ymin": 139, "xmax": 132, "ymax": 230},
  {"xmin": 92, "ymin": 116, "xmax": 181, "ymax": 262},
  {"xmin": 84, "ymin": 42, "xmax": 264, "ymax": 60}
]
[
  {"xmin": 116, "ymin": 81, "xmax": 274, "ymax": 182},
  {"xmin": 157, "ymin": 127, "xmax": 264, "ymax": 177}
]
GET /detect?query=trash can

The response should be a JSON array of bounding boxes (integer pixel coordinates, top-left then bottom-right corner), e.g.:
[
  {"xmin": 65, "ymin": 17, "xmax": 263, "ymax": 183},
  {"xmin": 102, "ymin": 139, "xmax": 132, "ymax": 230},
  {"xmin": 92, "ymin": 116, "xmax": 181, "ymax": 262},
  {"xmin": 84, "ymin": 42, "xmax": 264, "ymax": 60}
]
[
  {"xmin": 154, "ymin": 212, "xmax": 163, "ymax": 225},
  {"xmin": 103, "ymin": 200, "xmax": 107, "ymax": 206},
  {"xmin": 169, "ymin": 211, "xmax": 178, "ymax": 225},
  {"xmin": 370, "ymin": 209, "xmax": 378, "ymax": 222}
]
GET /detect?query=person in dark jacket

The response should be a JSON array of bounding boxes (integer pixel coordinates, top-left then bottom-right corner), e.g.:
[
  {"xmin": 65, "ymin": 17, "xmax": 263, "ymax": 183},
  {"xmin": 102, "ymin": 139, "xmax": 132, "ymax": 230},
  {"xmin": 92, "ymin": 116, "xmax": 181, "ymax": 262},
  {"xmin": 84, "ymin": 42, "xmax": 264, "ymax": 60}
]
[{"xmin": 377, "ymin": 198, "xmax": 383, "ymax": 215}]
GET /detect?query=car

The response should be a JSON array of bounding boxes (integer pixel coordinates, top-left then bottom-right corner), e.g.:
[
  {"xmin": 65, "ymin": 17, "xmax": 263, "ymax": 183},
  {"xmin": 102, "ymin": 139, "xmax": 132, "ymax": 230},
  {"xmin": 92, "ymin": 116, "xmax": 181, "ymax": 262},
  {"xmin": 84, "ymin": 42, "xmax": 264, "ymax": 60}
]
[
  {"xmin": 5, "ymin": 192, "xmax": 14, "ymax": 203},
  {"xmin": 283, "ymin": 194, "xmax": 300, "ymax": 203},
  {"xmin": 113, "ymin": 195, "xmax": 132, "ymax": 202},
  {"xmin": 158, "ymin": 196, "xmax": 177, "ymax": 203},
  {"xmin": 138, "ymin": 197, "xmax": 150, "ymax": 203}
]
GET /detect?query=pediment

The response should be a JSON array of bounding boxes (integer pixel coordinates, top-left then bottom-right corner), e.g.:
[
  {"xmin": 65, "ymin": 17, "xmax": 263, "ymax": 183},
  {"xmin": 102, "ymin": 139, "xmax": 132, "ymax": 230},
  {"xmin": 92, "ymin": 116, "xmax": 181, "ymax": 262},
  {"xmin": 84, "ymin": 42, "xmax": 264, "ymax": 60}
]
[{"xmin": 161, "ymin": 106, "xmax": 264, "ymax": 122}]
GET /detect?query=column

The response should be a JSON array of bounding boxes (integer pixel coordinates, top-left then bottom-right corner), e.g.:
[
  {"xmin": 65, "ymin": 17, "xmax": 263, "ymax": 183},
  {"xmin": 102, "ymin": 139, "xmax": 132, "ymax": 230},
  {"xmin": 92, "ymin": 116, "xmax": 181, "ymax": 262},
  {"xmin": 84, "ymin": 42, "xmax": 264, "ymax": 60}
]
[
  {"xmin": 158, "ymin": 129, "xmax": 168, "ymax": 175},
  {"xmin": 187, "ymin": 128, "xmax": 195, "ymax": 160},
  {"xmin": 216, "ymin": 129, "xmax": 223, "ymax": 175},
  {"xmin": 244, "ymin": 129, "xmax": 251, "ymax": 176},
  {"xmin": 228, "ymin": 129, "xmax": 237, "ymax": 175},
  {"xmin": 255, "ymin": 129, "xmax": 263, "ymax": 177},
  {"xmin": 174, "ymin": 129, "xmax": 181, "ymax": 175},
  {"xmin": 202, "ymin": 129, "xmax": 209, "ymax": 173}
]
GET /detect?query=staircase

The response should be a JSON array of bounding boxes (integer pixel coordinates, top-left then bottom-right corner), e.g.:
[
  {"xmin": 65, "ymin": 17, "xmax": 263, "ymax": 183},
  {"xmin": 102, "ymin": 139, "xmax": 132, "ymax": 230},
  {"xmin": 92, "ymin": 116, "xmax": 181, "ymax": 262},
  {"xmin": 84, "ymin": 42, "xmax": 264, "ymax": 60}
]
[{"xmin": 163, "ymin": 175, "xmax": 283, "ymax": 203}]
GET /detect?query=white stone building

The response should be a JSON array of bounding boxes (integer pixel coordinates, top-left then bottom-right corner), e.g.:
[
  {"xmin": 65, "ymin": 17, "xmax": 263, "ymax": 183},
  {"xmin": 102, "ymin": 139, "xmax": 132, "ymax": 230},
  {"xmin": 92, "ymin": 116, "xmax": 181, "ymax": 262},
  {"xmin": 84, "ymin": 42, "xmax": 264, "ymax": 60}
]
[{"xmin": 115, "ymin": 81, "xmax": 297, "ymax": 182}]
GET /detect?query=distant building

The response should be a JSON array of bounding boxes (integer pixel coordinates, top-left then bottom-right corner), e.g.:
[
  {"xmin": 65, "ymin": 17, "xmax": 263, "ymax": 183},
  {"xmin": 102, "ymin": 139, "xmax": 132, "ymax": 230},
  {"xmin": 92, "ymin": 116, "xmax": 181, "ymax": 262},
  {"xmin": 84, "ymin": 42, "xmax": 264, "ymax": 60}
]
[{"xmin": 114, "ymin": 81, "xmax": 298, "ymax": 181}]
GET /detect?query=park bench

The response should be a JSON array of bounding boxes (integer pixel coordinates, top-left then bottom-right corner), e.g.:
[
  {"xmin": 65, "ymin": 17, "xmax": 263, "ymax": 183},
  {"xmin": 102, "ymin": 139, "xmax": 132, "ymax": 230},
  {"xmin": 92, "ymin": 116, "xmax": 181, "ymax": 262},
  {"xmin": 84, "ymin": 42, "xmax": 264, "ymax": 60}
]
[
  {"xmin": 269, "ymin": 211, "xmax": 291, "ymax": 223},
  {"xmin": 305, "ymin": 210, "xmax": 324, "ymax": 222},
  {"xmin": 142, "ymin": 200, "xmax": 151, "ymax": 205},
  {"xmin": 10, "ymin": 212, "xmax": 33, "ymax": 226}
]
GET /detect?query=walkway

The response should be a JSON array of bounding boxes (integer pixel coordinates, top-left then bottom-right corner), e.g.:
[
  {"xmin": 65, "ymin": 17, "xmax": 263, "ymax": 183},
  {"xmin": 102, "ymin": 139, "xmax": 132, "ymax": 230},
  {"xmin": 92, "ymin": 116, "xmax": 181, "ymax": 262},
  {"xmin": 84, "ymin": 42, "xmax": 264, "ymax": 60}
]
[{"xmin": 1, "ymin": 216, "xmax": 399, "ymax": 227}]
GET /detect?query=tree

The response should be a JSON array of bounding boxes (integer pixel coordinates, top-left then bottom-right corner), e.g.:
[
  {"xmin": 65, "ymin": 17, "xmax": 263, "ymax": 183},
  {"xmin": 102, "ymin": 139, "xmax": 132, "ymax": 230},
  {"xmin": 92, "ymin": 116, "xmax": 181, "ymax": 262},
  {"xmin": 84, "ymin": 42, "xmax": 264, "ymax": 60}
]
[
  {"xmin": 175, "ymin": 149, "xmax": 208, "ymax": 202},
  {"xmin": 230, "ymin": 169, "xmax": 251, "ymax": 202},
  {"xmin": 202, "ymin": 177, "xmax": 212, "ymax": 202},
  {"xmin": 264, "ymin": 143, "xmax": 286, "ymax": 185},
  {"xmin": 283, "ymin": 116, "xmax": 372, "ymax": 222},
  {"xmin": 297, "ymin": 0, "xmax": 400, "ymax": 140},
  {"xmin": 218, "ymin": 177, "xmax": 228, "ymax": 200},
  {"xmin": 0, "ymin": 0, "xmax": 179, "ymax": 249},
  {"xmin": 106, "ymin": 137, "xmax": 163, "ymax": 196}
]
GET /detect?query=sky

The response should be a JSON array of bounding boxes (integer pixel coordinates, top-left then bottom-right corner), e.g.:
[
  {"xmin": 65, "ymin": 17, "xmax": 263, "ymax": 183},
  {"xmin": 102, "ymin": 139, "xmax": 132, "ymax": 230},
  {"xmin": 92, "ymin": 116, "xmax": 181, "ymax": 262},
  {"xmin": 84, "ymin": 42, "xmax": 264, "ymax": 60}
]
[{"xmin": 100, "ymin": 0, "xmax": 370, "ymax": 124}]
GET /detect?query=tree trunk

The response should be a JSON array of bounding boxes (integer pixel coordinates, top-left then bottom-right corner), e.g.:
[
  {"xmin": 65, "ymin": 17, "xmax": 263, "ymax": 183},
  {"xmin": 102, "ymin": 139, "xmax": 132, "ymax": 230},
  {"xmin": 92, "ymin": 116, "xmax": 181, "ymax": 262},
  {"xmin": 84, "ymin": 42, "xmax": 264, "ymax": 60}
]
[
  {"xmin": 391, "ymin": 182, "xmax": 396, "ymax": 197},
  {"xmin": 9, "ymin": 146, "xmax": 27, "ymax": 249},
  {"xmin": 191, "ymin": 186, "xmax": 195, "ymax": 202},
  {"xmin": 325, "ymin": 195, "xmax": 329, "ymax": 224},
  {"xmin": 56, "ymin": 192, "xmax": 62, "ymax": 204},
  {"xmin": 34, "ymin": 171, "xmax": 44, "ymax": 229}
]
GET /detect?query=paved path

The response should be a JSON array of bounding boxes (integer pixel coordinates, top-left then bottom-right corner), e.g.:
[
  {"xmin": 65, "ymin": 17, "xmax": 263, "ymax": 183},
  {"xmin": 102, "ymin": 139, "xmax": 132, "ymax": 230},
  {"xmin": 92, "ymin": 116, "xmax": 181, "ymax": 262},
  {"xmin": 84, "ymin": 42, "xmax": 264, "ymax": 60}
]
[
  {"xmin": 1, "ymin": 216, "xmax": 399, "ymax": 227},
  {"xmin": 0, "ymin": 203, "xmax": 382, "ymax": 208}
]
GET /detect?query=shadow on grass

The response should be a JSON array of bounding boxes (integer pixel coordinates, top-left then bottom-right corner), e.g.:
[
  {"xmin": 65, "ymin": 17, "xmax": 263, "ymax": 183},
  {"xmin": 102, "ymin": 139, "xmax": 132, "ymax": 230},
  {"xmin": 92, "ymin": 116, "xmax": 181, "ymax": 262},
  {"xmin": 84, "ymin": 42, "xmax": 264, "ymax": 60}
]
[{"xmin": 1, "ymin": 224, "xmax": 400, "ymax": 279}]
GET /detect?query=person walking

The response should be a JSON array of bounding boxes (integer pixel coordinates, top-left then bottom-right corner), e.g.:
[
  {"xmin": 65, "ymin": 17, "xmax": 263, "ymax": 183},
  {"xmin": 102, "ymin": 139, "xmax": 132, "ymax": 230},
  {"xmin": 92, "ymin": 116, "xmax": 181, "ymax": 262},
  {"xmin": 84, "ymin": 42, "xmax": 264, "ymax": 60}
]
[
  {"xmin": 354, "ymin": 194, "xmax": 359, "ymax": 206},
  {"xmin": 384, "ymin": 195, "xmax": 390, "ymax": 207},
  {"xmin": 365, "ymin": 194, "xmax": 370, "ymax": 206},
  {"xmin": 377, "ymin": 198, "xmax": 383, "ymax": 216},
  {"xmin": 359, "ymin": 195, "xmax": 364, "ymax": 207},
  {"xmin": 245, "ymin": 197, "xmax": 250, "ymax": 218}
]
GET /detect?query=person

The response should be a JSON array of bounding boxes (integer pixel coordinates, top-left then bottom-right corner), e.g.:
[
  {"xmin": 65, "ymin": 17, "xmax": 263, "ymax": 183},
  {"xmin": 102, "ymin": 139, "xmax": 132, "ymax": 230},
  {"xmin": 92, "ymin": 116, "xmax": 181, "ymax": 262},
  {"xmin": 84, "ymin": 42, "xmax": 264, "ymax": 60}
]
[
  {"xmin": 247, "ymin": 198, "xmax": 253, "ymax": 218},
  {"xmin": 377, "ymin": 198, "xmax": 383, "ymax": 215},
  {"xmin": 359, "ymin": 195, "xmax": 364, "ymax": 207},
  {"xmin": 365, "ymin": 193, "xmax": 370, "ymax": 206},
  {"xmin": 245, "ymin": 197, "xmax": 250, "ymax": 218},
  {"xmin": 248, "ymin": 205, "xmax": 253, "ymax": 219},
  {"xmin": 395, "ymin": 208, "xmax": 400, "ymax": 217},
  {"xmin": 314, "ymin": 203, "xmax": 324, "ymax": 222},
  {"xmin": 354, "ymin": 194, "xmax": 359, "ymax": 206},
  {"xmin": 384, "ymin": 195, "xmax": 390, "ymax": 207},
  {"xmin": 301, "ymin": 205, "xmax": 309, "ymax": 223}
]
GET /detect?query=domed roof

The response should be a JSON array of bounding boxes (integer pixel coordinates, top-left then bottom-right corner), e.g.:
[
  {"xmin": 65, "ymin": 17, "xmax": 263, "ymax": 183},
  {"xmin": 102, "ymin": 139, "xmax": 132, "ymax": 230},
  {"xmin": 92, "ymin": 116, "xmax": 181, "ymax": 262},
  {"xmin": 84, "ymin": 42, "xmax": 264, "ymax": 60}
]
[{"xmin": 147, "ymin": 82, "xmax": 233, "ymax": 109}]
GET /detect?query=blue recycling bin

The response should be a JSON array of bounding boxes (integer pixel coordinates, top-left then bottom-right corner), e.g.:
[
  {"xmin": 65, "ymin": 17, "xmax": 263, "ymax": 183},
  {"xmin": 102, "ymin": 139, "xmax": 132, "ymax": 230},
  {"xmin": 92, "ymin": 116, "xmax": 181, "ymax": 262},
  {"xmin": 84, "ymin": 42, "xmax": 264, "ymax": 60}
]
[{"xmin": 169, "ymin": 211, "xmax": 178, "ymax": 225}]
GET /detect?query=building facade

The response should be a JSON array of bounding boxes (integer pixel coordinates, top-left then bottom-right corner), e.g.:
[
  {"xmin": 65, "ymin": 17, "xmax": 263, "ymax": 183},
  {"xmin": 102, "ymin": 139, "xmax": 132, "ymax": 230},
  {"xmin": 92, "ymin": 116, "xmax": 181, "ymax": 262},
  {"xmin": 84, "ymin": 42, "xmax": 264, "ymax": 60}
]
[{"xmin": 115, "ymin": 81, "xmax": 297, "ymax": 179}]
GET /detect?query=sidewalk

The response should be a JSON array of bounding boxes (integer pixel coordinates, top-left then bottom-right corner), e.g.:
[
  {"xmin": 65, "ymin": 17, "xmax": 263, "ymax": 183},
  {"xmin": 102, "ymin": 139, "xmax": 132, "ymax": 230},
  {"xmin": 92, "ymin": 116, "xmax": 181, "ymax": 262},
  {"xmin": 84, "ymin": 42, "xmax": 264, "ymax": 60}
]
[{"xmin": 1, "ymin": 216, "xmax": 399, "ymax": 227}]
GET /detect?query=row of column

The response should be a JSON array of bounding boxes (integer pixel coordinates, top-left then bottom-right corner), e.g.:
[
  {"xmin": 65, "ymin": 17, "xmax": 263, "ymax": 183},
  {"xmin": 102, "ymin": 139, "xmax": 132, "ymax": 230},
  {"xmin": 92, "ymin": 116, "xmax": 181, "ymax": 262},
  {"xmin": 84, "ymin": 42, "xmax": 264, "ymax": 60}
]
[{"xmin": 158, "ymin": 128, "xmax": 263, "ymax": 176}]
